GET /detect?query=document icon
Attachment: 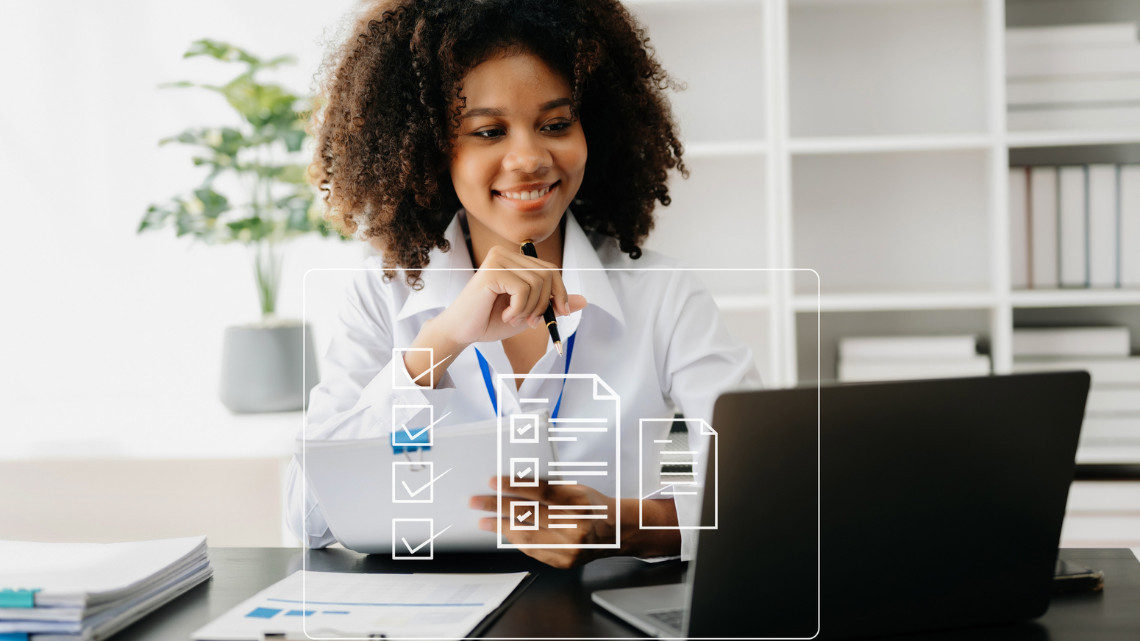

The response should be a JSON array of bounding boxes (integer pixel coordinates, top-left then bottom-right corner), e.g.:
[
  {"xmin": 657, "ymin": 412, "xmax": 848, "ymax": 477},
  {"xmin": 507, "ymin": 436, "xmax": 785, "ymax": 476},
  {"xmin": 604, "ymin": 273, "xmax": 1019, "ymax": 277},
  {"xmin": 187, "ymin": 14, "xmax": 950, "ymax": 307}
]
[
  {"xmin": 496, "ymin": 373, "xmax": 621, "ymax": 550},
  {"xmin": 638, "ymin": 418, "xmax": 718, "ymax": 530}
]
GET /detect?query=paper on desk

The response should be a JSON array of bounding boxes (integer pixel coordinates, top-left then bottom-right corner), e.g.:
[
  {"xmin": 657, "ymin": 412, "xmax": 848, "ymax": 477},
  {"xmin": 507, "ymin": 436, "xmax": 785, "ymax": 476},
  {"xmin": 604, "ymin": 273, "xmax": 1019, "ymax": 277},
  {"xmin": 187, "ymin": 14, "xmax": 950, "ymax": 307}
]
[{"xmin": 192, "ymin": 570, "xmax": 528, "ymax": 641}]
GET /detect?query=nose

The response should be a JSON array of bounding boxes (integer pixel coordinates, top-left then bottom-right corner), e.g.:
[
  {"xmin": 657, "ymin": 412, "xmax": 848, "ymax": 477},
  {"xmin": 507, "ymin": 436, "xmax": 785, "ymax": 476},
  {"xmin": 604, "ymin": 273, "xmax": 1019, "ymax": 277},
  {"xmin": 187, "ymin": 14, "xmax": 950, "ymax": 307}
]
[{"xmin": 502, "ymin": 132, "xmax": 551, "ymax": 175}]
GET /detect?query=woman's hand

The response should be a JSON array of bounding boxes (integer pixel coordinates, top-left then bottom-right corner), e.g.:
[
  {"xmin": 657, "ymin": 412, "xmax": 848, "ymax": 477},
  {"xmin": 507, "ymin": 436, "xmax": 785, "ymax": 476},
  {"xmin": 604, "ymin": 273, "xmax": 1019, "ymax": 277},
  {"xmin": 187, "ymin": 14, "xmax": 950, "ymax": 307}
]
[
  {"xmin": 438, "ymin": 245, "xmax": 585, "ymax": 345},
  {"xmin": 403, "ymin": 245, "xmax": 587, "ymax": 386},
  {"xmin": 470, "ymin": 477, "xmax": 681, "ymax": 569}
]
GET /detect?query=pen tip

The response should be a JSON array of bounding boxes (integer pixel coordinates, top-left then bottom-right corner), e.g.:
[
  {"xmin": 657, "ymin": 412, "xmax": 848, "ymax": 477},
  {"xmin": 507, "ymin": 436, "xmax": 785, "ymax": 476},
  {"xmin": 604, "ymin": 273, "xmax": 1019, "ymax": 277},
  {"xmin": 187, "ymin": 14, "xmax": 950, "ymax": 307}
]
[{"xmin": 555, "ymin": 341, "xmax": 564, "ymax": 357}]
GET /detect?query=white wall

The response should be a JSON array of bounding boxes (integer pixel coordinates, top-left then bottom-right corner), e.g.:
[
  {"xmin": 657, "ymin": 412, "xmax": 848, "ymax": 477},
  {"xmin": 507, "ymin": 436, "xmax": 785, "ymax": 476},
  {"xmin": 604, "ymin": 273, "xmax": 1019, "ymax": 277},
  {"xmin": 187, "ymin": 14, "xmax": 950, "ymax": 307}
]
[{"xmin": 0, "ymin": 0, "xmax": 366, "ymax": 452}]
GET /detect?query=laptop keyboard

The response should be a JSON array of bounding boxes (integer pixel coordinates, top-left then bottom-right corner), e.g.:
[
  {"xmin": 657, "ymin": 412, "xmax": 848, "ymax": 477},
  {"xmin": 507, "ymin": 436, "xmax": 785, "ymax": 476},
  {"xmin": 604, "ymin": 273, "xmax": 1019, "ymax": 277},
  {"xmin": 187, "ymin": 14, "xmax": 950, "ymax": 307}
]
[{"xmin": 647, "ymin": 608, "xmax": 684, "ymax": 632}]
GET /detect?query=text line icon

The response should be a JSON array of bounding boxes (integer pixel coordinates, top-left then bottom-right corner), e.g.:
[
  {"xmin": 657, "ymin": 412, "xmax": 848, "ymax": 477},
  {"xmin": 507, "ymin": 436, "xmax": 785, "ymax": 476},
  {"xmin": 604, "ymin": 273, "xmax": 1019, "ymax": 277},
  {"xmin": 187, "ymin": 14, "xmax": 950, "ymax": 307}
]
[{"xmin": 391, "ymin": 518, "xmax": 451, "ymax": 560}]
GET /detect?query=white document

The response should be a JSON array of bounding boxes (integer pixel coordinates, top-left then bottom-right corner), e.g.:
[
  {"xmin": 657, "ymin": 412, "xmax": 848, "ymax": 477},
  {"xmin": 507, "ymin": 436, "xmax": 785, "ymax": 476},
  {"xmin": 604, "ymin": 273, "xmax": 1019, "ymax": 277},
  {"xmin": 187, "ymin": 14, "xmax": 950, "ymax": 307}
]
[
  {"xmin": 1058, "ymin": 165, "xmax": 1087, "ymax": 288},
  {"xmin": 1009, "ymin": 167, "xmax": 1030, "ymax": 289},
  {"xmin": 0, "ymin": 536, "xmax": 207, "ymax": 609},
  {"xmin": 1029, "ymin": 166, "xmax": 1059, "ymax": 289},
  {"xmin": 1088, "ymin": 164, "xmax": 1118, "ymax": 288},
  {"xmin": 638, "ymin": 418, "xmax": 718, "ymax": 530},
  {"xmin": 192, "ymin": 570, "xmax": 528, "ymax": 641},
  {"xmin": 1122, "ymin": 165, "xmax": 1140, "ymax": 287},
  {"xmin": 496, "ymin": 373, "xmax": 621, "ymax": 550}
]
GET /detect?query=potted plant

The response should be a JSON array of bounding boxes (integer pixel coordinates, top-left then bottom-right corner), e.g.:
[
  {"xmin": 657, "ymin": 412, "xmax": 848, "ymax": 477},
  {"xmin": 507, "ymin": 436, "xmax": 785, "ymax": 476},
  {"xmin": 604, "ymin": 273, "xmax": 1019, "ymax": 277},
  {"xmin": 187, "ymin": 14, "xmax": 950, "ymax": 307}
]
[{"xmin": 139, "ymin": 39, "xmax": 342, "ymax": 413}]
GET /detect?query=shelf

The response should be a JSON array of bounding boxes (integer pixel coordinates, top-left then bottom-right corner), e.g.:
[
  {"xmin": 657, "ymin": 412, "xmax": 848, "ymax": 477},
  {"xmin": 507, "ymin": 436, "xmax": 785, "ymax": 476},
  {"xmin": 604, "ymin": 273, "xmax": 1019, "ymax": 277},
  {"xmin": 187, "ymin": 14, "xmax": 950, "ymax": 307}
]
[
  {"xmin": 793, "ymin": 291, "xmax": 997, "ymax": 312},
  {"xmin": 789, "ymin": 134, "xmax": 993, "ymax": 155},
  {"xmin": 1011, "ymin": 289, "xmax": 1140, "ymax": 308},
  {"xmin": 685, "ymin": 140, "xmax": 768, "ymax": 158},
  {"xmin": 1006, "ymin": 130, "xmax": 1140, "ymax": 149}
]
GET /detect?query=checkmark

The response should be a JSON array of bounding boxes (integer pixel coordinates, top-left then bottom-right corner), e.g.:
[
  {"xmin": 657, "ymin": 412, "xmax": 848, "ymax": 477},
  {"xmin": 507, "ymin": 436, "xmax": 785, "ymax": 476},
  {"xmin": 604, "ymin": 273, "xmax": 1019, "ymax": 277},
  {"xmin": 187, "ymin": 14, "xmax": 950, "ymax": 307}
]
[
  {"xmin": 516, "ymin": 510, "xmax": 533, "ymax": 523},
  {"xmin": 409, "ymin": 353, "xmax": 452, "ymax": 384},
  {"xmin": 516, "ymin": 467, "xmax": 533, "ymax": 479},
  {"xmin": 398, "ymin": 410, "xmax": 453, "ymax": 441},
  {"xmin": 400, "ymin": 524, "xmax": 452, "ymax": 555},
  {"xmin": 401, "ymin": 468, "xmax": 451, "ymax": 498},
  {"xmin": 515, "ymin": 422, "xmax": 534, "ymax": 436}
]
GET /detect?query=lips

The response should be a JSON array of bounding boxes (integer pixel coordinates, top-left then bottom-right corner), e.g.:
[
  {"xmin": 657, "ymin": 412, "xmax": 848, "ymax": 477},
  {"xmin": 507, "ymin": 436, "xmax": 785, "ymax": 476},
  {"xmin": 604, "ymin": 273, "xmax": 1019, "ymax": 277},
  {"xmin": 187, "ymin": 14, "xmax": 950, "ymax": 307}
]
[{"xmin": 492, "ymin": 181, "xmax": 560, "ymax": 211}]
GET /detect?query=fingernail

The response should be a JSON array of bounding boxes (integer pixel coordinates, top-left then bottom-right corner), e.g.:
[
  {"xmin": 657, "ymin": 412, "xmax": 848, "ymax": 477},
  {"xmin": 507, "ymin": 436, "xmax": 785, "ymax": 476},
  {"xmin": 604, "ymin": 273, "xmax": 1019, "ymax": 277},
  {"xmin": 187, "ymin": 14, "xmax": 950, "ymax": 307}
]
[{"xmin": 478, "ymin": 519, "xmax": 494, "ymax": 532}]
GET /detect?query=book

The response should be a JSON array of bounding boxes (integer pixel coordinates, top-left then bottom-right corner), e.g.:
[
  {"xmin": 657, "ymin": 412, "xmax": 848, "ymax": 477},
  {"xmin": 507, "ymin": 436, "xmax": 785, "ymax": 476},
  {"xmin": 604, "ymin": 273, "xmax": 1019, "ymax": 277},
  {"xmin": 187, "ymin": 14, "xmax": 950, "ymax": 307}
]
[
  {"xmin": 838, "ymin": 335, "xmax": 978, "ymax": 361},
  {"xmin": 1029, "ymin": 166, "xmax": 1059, "ymax": 288},
  {"xmin": 1007, "ymin": 77, "xmax": 1140, "ymax": 106},
  {"xmin": 1012, "ymin": 326, "xmax": 1130, "ymax": 358},
  {"xmin": 1009, "ymin": 167, "xmax": 1030, "ymax": 289},
  {"xmin": 1058, "ymin": 165, "xmax": 1087, "ymax": 288},
  {"xmin": 1008, "ymin": 105, "xmax": 1140, "ymax": 131},
  {"xmin": 1122, "ymin": 164, "xmax": 1140, "ymax": 288},
  {"xmin": 0, "ymin": 536, "xmax": 211, "ymax": 640},
  {"xmin": 1013, "ymin": 357, "xmax": 1140, "ymax": 385},
  {"xmin": 1006, "ymin": 42, "xmax": 1140, "ymax": 78},
  {"xmin": 838, "ymin": 355, "xmax": 991, "ymax": 383},
  {"xmin": 1053, "ymin": 559, "xmax": 1105, "ymax": 595},
  {"xmin": 1081, "ymin": 415, "xmax": 1140, "ymax": 440},
  {"xmin": 1006, "ymin": 22, "xmax": 1138, "ymax": 48},
  {"xmin": 1087, "ymin": 387, "xmax": 1140, "ymax": 414},
  {"xmin": 1087, "ymin": 165, "xmax": 1117, "ymax": 288}
]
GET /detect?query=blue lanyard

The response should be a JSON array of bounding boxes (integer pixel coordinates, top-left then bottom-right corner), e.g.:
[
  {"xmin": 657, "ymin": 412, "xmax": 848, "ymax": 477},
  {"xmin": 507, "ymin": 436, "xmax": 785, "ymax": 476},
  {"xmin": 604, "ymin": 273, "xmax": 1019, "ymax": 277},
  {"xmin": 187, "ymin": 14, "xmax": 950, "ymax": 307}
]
[{"xmin": 475, "ymin": 333, "xmax": 576, "ymax": 419}]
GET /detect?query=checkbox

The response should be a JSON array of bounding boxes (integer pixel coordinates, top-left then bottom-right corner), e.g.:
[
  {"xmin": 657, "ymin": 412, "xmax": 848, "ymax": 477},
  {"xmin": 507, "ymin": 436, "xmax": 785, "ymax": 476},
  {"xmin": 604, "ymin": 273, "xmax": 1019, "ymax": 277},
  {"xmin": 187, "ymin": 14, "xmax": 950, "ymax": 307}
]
[
  {"xmin": 391, "ymin": 518, "xmax": 450, "ymax": 560},
  {"xmin": 393, "ymin": 461, "xmax": 451, "ymax": 503},
  {"xmin": 510, "ymin": 457, "xmax": 539, "ymax": 487},
  {"xmin": 510, "ymin": 414, "xmax": 540, "ymax": 444},
  {"xmin": 393, "ymin": 348, "xmax": 439, "ymax": 389},
  {"xmin": 391, "ymin": 404, "xmax": 434, "ymax": 448},
  {"xmin": 510, "ymin": 501, "xmax": 539, "ymax": 531}
]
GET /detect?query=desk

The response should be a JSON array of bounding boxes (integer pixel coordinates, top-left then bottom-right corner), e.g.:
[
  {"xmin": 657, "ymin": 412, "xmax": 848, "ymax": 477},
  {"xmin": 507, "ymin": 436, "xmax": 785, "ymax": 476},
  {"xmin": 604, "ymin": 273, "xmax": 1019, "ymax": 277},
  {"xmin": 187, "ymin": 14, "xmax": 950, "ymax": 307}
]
[{"xmin": 116, "ymin": 548, "xmax": 1140, "ymax": 640}]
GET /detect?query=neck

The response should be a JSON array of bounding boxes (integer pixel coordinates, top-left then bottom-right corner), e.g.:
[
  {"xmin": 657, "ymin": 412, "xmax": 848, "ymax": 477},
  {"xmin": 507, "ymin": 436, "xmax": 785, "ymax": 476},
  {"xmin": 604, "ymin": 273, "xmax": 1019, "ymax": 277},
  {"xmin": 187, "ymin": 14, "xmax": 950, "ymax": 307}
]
[{"xmin": 464, "ymin": 213, "xmax": 565, "ymax": 269}]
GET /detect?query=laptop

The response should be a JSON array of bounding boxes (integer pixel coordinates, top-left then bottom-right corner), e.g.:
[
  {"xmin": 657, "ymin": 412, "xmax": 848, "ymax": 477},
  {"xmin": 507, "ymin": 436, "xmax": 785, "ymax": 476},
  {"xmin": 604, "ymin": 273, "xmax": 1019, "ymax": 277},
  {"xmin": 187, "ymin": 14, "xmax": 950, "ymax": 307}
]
[{"xmin": 593, "ymin": 371, "xmax": 1089, "ymax": 639}]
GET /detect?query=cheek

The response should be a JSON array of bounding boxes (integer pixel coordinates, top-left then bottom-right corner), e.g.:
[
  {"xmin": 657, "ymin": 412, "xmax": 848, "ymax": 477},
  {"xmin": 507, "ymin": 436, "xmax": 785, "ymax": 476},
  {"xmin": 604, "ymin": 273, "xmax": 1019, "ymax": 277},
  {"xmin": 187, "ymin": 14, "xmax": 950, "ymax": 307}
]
[{"xmin": 450, "ymin": 149, "xmax": 498, "ymax": 194}]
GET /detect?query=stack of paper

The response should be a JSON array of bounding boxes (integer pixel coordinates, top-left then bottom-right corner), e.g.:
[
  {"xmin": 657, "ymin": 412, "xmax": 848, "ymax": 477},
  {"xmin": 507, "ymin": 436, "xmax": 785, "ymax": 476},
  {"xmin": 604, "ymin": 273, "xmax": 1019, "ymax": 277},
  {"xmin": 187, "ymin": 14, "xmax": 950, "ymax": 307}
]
[
  {"xmin": 1013, "ymin": 326, "xmax": 1140, "ymax": 462},
  {"xmin": 836, "ymin": 335, "xmax": 990, "ymax": 382},
  {"xmin": 1005, "ymin": 22, "xmax": 1140, "ymax": 130},
  {"xmin": 0, "ymin": 536, "xmax": 212, "ymax": 640}
]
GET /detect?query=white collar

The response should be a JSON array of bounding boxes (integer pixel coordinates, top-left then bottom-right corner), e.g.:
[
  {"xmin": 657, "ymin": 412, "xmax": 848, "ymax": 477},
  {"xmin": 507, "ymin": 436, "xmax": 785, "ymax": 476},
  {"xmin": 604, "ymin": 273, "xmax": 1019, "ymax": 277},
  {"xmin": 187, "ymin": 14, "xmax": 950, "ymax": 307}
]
[{"xmin": 394, "ymin": 211, "xmax": 625, "ymax": 328}]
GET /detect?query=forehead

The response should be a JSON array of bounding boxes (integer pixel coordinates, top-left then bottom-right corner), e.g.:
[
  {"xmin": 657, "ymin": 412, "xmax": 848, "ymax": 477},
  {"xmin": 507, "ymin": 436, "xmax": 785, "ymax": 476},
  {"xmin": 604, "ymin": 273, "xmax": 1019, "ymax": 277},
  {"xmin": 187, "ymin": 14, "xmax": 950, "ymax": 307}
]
[{"xmin": 459, "ymin": 53, "xmax": 572, "ymax": 109}]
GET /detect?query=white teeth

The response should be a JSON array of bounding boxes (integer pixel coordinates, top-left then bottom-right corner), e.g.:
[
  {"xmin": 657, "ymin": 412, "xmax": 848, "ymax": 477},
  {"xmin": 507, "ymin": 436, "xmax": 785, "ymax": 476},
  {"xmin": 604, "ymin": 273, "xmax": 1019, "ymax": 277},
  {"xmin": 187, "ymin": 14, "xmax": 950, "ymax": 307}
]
[{"xmin": 501, "ymin": 186, "xmax": 551, "ymax": 200}]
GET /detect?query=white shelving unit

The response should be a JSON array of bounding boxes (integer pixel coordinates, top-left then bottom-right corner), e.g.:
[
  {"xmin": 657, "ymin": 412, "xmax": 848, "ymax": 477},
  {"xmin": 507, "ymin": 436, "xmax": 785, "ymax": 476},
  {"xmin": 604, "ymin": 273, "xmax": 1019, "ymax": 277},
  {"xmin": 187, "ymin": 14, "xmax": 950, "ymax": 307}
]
[{"xmin": 631, "ymin": 0, "xmax": 1140, "ymax": 546}]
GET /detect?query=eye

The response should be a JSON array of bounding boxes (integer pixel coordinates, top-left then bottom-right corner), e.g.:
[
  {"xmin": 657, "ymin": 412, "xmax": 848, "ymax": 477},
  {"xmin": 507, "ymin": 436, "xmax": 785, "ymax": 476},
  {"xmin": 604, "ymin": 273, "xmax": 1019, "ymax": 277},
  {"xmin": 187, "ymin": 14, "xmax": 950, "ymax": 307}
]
[
  {"xmin": 542, "ymin": 120, "xmax": 573, "ymax": 134},
  {"xmin": 471, "ymin": 127, "xmax": 505, "ymax": 140}
]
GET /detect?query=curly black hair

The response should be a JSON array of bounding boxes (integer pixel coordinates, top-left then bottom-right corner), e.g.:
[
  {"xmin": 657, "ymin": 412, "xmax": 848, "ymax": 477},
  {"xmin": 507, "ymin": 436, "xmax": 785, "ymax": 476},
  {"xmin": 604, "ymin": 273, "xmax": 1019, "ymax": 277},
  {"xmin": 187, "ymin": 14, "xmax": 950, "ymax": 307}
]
[{"xmin": 310, "ymin": 0, "xmax": 687, "ymax": 286}]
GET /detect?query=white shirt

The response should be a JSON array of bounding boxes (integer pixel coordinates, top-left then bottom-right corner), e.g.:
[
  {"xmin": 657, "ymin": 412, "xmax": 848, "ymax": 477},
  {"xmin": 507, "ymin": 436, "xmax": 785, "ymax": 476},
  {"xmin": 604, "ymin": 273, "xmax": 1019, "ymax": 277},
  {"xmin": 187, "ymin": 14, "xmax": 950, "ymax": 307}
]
[{"xmin": 285, "ymin": 213, "xmax": 761, "ymax": 558}]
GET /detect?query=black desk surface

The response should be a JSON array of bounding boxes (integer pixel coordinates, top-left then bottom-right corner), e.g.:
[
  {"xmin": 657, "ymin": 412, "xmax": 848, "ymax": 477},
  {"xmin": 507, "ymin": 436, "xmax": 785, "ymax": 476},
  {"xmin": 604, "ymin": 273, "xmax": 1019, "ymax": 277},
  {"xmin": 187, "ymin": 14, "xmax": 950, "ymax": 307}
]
[{"xmin": 115, "ymin": 548, "xmax": 1139, "ymax": 640}]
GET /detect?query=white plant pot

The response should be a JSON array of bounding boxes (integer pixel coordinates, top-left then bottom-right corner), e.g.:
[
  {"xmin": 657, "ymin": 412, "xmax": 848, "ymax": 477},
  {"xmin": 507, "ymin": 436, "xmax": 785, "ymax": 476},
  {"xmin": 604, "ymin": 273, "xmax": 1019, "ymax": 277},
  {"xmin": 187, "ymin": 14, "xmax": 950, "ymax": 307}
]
[{"xmin": 219, "ymin": 321, "xmax": 318, "ymax": 413}]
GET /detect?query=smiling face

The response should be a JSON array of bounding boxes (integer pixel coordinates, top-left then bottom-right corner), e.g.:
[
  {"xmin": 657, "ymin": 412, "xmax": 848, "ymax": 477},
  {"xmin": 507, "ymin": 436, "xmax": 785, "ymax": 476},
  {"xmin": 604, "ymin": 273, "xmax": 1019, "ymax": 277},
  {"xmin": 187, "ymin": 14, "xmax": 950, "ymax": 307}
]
[{"xmin": 449, "ymin": 52, "xmax": 587, "ymax": 265}]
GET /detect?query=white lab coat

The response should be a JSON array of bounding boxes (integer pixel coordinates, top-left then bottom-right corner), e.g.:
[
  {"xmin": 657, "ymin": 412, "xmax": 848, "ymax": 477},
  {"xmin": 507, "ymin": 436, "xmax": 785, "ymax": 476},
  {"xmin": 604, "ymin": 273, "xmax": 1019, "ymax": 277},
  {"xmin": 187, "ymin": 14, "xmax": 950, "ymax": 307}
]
[{"xmin": 286, "ymin": 212, "xmax": 761, "ymax": 558}]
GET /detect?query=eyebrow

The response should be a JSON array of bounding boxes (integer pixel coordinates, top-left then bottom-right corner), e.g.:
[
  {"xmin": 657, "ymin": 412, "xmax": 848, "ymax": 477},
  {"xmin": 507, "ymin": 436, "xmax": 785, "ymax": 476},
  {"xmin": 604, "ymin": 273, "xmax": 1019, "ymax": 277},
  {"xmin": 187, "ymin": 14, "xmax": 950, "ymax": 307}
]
[{"xmin": 459, "ymin": 98, "xmax": 573, "ymax": 120}]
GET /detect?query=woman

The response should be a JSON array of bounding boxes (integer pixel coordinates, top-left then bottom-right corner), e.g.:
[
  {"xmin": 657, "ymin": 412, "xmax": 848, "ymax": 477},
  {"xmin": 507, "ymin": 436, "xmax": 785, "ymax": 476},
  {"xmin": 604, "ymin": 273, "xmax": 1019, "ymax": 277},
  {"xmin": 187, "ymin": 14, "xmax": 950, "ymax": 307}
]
[{"xmin": 288, "ymin": 0, "xmax": 760, "ymax": 568}]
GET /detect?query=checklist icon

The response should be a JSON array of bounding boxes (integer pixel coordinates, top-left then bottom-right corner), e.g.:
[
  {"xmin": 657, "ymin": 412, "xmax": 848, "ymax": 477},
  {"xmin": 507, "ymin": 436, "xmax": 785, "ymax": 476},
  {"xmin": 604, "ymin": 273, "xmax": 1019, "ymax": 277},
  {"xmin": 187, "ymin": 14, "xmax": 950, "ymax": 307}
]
[
  {"xmin": 391, "ymin": 405, "xmax": 450, "ymax": 448},
  {"xmin": 391, "ymin": 518, "xmax": 451, "ymax": 560},
  {"xmin": 392, "ymin": 347, "xmax": 451, "ymax": 389},
  {"xmin": 510, "ymin": 414, "xmax": 540, "ymax": 444},
  {"xmin": 510, "ymin": 501, "xmax": 540, "ymax": 531},
  {"xmin": 392, "ymin": 461, "xmax": 451, "ymax": 503},
  {"xmin": 510, "ymin": 457, "xmax": 539, "ymax": 487}
]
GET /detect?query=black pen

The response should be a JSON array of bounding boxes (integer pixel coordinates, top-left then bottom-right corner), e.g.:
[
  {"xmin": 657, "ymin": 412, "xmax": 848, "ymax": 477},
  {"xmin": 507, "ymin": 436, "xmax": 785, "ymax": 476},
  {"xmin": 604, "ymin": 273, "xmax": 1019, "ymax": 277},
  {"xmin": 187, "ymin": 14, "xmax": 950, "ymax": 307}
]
[{"xmin": 520, "ymin": 239, "xmax": 564, "ymax": 357}]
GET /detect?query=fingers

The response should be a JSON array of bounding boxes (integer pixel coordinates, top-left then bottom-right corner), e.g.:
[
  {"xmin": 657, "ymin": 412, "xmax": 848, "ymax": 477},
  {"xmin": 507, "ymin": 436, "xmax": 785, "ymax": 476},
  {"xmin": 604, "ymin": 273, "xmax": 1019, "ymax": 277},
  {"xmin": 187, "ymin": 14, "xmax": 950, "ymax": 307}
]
[{"xmin": 482, "ymin": 248, "xmax": 570, "ymax": 325}]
